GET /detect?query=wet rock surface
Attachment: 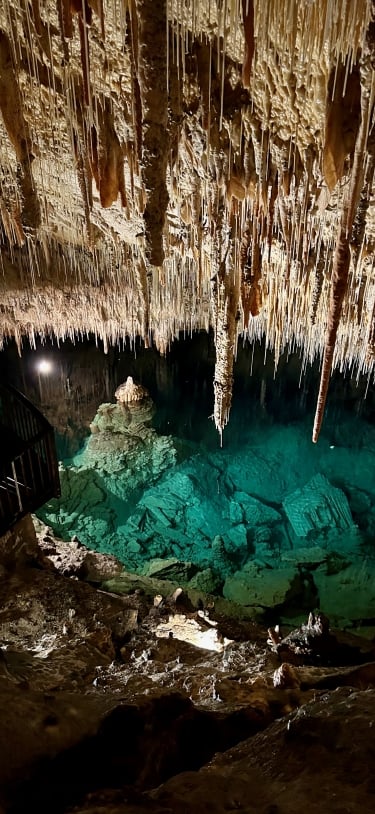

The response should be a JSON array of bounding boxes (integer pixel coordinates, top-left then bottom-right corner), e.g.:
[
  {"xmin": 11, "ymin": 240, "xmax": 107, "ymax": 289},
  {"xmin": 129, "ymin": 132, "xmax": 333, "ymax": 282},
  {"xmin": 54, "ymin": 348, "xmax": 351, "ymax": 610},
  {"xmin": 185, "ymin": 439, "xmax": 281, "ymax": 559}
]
[{"xmin": 1, "ymin": 518, "xmax": 375, "ymax": 813}]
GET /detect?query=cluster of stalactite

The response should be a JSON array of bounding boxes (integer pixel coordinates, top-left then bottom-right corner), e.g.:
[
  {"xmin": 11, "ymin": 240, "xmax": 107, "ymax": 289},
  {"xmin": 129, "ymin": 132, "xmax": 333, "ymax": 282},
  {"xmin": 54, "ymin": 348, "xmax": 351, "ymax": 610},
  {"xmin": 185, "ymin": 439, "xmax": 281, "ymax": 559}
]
[
  {"xmin": 312, "ymin": 11, "xmax": 375, "ymax": 442},
  {"xmin": 0, "ymin": 0, "xmax": 374, "ymax": 441}
]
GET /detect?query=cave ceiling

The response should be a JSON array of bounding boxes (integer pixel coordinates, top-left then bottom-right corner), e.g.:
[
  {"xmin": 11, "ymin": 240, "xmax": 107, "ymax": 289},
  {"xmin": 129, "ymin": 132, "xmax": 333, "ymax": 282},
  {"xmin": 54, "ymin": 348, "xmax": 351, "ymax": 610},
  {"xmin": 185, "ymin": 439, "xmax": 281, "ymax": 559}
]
[{"xmin": 0, "ymin": 0, "xmax": 374, "ymax": 440}]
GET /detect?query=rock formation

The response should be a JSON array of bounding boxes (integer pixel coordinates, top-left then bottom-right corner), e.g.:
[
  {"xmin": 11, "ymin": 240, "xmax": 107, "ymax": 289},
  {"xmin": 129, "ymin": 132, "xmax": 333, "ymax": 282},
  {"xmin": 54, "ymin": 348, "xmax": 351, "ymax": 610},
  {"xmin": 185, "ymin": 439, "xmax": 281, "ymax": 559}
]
[
  {"xmin": 115, "ymin": 376, "xmax": 149, "ymax": 404},
  {"xmin": 1, "ymin": 4, "xmax": 375, "ymax": 801},
  {"xmin": 0, "ymin": 0, "xmax": 374, "ymax": 439},
  {"xmin": 1, "ymin": 516, "xmax": 375, "ymax": 813}
]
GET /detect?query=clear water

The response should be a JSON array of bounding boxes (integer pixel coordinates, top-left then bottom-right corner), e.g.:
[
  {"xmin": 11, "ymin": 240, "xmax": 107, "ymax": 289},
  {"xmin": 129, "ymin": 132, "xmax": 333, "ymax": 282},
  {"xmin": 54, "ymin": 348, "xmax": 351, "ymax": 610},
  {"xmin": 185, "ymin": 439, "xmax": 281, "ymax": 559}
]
[{"xmin": 1, "ymin": 332, "xmax": 375, "ymax": 627}]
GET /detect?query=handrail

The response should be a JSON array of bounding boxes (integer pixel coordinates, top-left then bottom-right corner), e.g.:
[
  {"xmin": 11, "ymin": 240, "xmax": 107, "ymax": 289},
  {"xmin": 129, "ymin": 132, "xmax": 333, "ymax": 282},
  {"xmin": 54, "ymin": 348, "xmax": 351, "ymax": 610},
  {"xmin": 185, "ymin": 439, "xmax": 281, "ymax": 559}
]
[{"xmin": 0, "ymin": 382, "xmax": 61, "ymax": 535}]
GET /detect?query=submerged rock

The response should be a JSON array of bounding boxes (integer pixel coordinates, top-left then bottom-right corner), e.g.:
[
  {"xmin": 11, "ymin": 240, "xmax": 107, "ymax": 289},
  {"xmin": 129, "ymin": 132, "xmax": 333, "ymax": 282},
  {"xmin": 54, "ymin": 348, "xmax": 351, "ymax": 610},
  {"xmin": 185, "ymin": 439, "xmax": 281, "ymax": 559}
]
[
  {"xmin": 38, "ymin": 392, "xmax": 177, "ymax": 557},
  {"xmin": 86, "ymin": 400, "xmax": 175, "ymax": 479},
  {"xmin": 283, "ymin": 473, "xmax": 355, "ymax": 538},
  {"xmin": 141, "ymin": 557, "xmax": 197, "ymax": 582},
  {"xmin": 187, "ymin": 567, "xmax": 223, "ymax": 595},
  {"xmin": 37, "ymin": 400, "xmax": 375, "ymax": 628},
  {"xmin": 223, "ymin": 562, "xmax": 302, "ymax": 611},
  {"xmin": 314, "ymin": 560, "xmax": 375, "ymax": 625}
]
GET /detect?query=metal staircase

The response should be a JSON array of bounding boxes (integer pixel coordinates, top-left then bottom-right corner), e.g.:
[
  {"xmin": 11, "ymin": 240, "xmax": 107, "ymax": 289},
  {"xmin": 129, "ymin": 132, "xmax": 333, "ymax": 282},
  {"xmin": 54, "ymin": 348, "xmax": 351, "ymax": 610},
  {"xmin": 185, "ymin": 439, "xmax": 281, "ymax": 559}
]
[{"xmin": 0, "ymin": 383, "xmax": 60, "ymax": 535}]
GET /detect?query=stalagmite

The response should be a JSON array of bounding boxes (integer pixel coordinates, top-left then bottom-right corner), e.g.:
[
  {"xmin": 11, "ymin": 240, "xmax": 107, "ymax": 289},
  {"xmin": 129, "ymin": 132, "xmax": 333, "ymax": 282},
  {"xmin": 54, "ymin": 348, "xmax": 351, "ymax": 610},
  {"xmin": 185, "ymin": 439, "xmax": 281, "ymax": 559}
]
[{"xmin": 115, "ymin": 376, "xmax": 148, "ymax": 403}]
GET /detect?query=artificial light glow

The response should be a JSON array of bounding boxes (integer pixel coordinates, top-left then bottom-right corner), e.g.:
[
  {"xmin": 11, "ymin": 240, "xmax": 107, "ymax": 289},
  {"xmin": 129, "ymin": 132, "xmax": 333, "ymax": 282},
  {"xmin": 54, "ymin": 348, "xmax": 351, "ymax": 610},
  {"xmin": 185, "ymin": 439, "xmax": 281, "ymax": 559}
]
[{"xmin": 37, "ymin": 359, "xmax": 52, "ymax": 375}]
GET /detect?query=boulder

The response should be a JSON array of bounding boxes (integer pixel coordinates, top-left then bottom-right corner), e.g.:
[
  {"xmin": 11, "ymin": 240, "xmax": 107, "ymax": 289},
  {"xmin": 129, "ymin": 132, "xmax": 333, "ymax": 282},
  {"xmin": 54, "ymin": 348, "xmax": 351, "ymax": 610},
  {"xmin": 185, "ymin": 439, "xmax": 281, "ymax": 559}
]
[
  {"xmin": 234, "ymin": 491, "xmax": 281, "ymax": 527},
  {"xmin": 314, "ymin": 561, "xmax": 375, "ymax": 624},
  {"xmin": 281, "ymin": 546, "xmax": 328, "ymax": 567},
  {"xmin": 141, "ymin": 557, "xmax": 197, "ymax": 582},
  {"xmin": 150, "ymin": 689, "xmax": 375, "ymax": 813},
  {"xmin": 223, "ymin": 563, "xmax": 300, "ymax": 609},
  {"xmin": 283, "ymin": 473, "xmax": 355, "ymax": 538},
  {"xmin": 210, "ymin": 535, "xmax": 234, "ymax": 578},
  {"xmin": 188, "ymin": 568, "xmax": 223, "ymax": 595}
]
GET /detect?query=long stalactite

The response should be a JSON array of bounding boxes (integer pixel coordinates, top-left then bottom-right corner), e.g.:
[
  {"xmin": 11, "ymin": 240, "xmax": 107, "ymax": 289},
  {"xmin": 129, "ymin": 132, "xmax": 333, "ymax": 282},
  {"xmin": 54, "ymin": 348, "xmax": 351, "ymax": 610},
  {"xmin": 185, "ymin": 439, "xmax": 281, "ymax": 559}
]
[
  {"xmin": 0, "ymin": 0, "xmax": 374, "ymax": 440},
  {"xmin": 312, "ymin": 19, "xmax": 375, "ymax": 443}
]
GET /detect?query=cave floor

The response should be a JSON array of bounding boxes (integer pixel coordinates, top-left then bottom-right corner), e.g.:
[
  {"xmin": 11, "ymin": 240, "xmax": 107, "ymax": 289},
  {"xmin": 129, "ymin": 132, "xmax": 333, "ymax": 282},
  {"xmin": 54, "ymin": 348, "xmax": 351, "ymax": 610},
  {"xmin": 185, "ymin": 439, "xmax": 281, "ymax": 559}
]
[{"xmin": 0, "ymin": 521, "xmax": 375, "ymax": 813}]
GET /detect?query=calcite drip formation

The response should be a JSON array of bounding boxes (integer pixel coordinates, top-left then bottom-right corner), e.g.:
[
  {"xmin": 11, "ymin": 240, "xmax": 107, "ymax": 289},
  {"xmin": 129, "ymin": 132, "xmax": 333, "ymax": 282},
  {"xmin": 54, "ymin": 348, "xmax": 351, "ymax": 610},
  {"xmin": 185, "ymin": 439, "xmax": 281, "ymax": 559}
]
[
  {"xmin": 0, "ymin": 0, "xmax": 374, "ymax": 440},
  {"xmin": 115, "ymin": 375, "xmax": 149, "ymax": 404}
]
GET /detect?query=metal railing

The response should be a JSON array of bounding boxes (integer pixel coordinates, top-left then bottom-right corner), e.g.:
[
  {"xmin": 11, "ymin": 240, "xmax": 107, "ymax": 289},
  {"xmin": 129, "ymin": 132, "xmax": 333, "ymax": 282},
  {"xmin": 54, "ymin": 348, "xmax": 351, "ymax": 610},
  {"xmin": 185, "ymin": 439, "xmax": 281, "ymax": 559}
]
[{"xmin": 0, "ymin": 383, "xmax": 60, "ymax": 535}]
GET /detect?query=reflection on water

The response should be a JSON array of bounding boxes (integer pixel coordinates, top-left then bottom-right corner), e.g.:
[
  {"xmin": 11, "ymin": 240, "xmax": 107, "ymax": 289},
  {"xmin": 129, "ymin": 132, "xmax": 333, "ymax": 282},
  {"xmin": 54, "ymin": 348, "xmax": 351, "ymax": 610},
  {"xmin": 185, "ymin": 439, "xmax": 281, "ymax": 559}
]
[
  {"xmin": 1, "ymin": 331, "xmax": 373, "ymax": 454},
  {"xmin": 1, "ymin": 332, "xmax": 375, "ymax": 628}
]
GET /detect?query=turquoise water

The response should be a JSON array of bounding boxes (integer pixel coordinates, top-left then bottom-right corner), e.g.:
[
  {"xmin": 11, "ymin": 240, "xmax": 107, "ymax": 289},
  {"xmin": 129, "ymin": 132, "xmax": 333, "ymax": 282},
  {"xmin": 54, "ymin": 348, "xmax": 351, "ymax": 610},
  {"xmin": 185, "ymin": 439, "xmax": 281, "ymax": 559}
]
[{"xmin": 1, "ymin": 333, "xmax": 375, "ymax": 626}]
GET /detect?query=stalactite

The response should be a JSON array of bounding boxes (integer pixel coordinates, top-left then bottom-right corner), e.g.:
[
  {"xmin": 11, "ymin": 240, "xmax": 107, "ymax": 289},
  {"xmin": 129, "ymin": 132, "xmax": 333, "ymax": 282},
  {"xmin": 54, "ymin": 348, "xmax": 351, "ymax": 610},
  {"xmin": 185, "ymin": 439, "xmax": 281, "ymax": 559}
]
[
  {"xmin": 212, "ymin": 196, "xmax": 240, "ymax": 441},
  {"xmin": 213, "ymin": 248, "xmax": 239, "ymax": 442},
  {"xmin": 366, "ymin": 298, "xmax": 375, "ymax": 361},
  {"xmin": 266, "ymin": 172, "xmax": 278, "ymax": 260},
  {"xmin": 56, "ymin": 0, "xmax": 72, "ymax": 62},
  {"xmin": 309, "ymin": 246, "xmax": 326, "ymax": 325},
  {"xmin": 73, "ymin": 128, "xmax": 93, "ymax": 240},
  {"xmin": 90, "ymin": 97, "xmax": 127, "ymax": 208},
  {"xmin": 323, "ymin": 59, "xmax": 361, "ymax": 192},
  {"xmin": 241, "ymin": 0, "xmax": 254, "ymax": 89},
  {"xmin": 195, "ymin": 38, "xmax": 212, "ymax": 131},
  {"xmin": 0, "ymin": 29, "xmax": 40, "ymax": 229},
  {"xmin": 59, "ymin": 0, "xmax": 73, "ymax": 38},
  {"xmin": 312, "ymin": 43, "xmax": 374, "ymax": 443},
  {"xmin": 167, "ymin": 26, "xmax": 183, "ymax": 173},
  {"xmin": 78, "ymin": 16, "xmax": 90, "ymax": 104},
  {"xmin": 136, "ymin": 0, "xmax": 169, "ymax": 266},
  {"xmin": 31, "ymin": 0, "xmax": 43, "ymax": 36},
  {"xmin": 312, "ymin": 229, "xmax": 351, "ymax": 440},
  {"xmin": 126, "ymin": 1, "xmax": 142, "ymax": 170},
  {"xmin": 277, "ymin": 194, "xmax": 291, "ymax": 260},
  {"xmin": 251, "ymin": 124, "xmax": 269, "ymax": 210},
  {"xmin": 249, "ymin": 205, "xmax": 263, "ymax": 315},
  {"xmin": 134, "ymin": 252, "xmax": 150, "ymax": 343},
  {"xmin": 351, "ymin": 123, "xmax": 375, "ymax": 270},
  {"xmin": 240, "ymin": 217, "xmax": 252, "ymax": 327},
  {"xmin": 0, "ymin": 0, "xmax": 373, "ymax": 432}
]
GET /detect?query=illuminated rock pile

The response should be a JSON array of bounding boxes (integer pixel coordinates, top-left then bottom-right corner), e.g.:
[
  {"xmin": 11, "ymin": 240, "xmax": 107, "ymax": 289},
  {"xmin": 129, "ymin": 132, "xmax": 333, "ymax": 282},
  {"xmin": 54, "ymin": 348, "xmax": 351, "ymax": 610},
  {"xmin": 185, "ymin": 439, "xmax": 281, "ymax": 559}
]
[{"xmin": 0, "ymin": 0, "xmax": 374, "ymax": 440}]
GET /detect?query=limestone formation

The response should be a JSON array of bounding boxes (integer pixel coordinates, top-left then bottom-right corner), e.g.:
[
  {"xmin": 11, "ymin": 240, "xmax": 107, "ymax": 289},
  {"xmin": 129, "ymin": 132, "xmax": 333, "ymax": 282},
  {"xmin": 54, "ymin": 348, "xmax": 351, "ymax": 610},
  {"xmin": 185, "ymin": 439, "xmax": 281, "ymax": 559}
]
[
  {"xmin": 115, "ymin": 376, "xmax": 149, "ymax": 404},
  {"xmin": 223, "ymin": 561, "xmax": 301, "ymax": 611},
  {"xmin": 282, "ymin": 473, "xmax": 355, "ymax": 538},
  {"xmin": 0, "ymin": 1, "xmax": 374, "ymax": 440}
]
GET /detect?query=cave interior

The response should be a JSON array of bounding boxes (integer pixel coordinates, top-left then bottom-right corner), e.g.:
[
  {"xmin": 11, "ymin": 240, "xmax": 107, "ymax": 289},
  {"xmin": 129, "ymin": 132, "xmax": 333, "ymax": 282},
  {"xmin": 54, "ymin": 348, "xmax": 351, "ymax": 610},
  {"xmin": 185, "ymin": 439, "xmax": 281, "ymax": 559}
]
[{"xmin": 1, "ymin": 1, "xmax": 375, "ymax": 812}]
